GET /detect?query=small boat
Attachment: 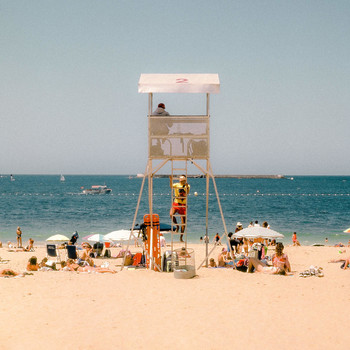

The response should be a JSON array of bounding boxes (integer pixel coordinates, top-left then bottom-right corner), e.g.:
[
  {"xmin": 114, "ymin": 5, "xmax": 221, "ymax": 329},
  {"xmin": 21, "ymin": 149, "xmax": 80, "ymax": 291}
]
[
  {"xmin": 82, "ymin": 185, "xmax": 112, "ymax": 194},
  {"xmin": 60, "ymin": 175, "xmax": 65, "ymax": 182}
]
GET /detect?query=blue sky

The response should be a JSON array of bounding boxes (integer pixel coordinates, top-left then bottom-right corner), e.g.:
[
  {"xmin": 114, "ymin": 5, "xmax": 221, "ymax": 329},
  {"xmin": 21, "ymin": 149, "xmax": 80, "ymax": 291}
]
[{"xmin": 1, "ymin": 0, "xmax": 349, "ymax": 175}]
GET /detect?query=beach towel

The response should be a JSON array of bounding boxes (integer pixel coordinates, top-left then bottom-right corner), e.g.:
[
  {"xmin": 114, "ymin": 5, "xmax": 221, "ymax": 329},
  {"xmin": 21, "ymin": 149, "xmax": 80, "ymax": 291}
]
[{"xmin": 132, "ymin": 253, "xmax": 143, "ymax": 266}]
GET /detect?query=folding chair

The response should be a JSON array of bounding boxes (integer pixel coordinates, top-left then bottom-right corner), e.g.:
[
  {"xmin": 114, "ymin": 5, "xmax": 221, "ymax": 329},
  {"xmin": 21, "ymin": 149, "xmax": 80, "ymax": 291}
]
[
  {"xmin": 66, "ymin": 245, "xmax": 78, "ymax": 260},
  {"xmin": 46, "ymin": 244, "xmax": 61, "ymax": 264}
]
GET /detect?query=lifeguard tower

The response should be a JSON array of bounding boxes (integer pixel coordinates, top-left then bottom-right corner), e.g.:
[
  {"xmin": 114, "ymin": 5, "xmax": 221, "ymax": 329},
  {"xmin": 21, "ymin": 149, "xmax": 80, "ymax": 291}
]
[{"xmin": 125, "ymin": 74, "xmax": 230, "ymax": 271}]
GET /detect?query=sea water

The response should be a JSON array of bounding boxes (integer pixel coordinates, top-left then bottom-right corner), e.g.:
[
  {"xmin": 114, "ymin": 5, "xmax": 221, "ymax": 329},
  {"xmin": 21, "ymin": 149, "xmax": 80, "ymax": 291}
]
[{"xmin": 0, "ymin": 175, "xmax": 349, "ymax": 245}]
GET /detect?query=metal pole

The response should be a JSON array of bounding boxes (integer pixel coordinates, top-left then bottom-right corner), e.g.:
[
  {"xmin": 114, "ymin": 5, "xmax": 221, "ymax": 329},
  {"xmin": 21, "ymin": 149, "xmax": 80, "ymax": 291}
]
[
  {"xmin": 206, "ymin": 93, "xmax": 210, "ymax": 116},
  {"xmin": 121, "ymin": 163, "xmax": 149, "ymax": 271},
  {"xmin": 205, "ymin": 159, "xmax": 209, "ymax": 267}
]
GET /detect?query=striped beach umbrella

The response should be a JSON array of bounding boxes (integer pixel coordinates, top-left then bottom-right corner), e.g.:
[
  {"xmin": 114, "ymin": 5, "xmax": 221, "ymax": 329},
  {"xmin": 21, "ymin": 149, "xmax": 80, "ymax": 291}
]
[{"xmin": 343, "ymin": 228, "xmax": 350, "ymax": 233}]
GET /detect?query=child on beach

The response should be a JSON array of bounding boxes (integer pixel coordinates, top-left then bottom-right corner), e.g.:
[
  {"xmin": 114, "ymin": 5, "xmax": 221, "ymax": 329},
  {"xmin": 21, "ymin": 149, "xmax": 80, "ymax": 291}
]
[{"xmin": 209, "ymin": 258, "xmax": 217, "ymax": 268}]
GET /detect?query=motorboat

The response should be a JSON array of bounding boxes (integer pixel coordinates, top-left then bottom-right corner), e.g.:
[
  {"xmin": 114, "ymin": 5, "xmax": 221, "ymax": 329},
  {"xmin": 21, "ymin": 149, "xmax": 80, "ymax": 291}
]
[{"xmin": 82, "ymin": 185, "xmax": 112, "ymax": 194}]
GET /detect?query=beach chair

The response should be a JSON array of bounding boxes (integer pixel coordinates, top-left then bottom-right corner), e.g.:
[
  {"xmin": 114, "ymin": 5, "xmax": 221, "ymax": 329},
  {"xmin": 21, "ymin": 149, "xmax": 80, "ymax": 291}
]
[
  {"xmin": 66, "ymin": 245, "xmax": 78, "ymax": 260},
  {"xmin": 46, "ymin": 244, "xmax": 61, "ymax": 264}
]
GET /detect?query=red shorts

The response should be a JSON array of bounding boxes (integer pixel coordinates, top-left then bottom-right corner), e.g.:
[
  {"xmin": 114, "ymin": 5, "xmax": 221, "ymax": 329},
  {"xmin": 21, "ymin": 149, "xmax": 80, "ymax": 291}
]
[{"xmin": 172, "ymin": 202, "xmax": 186, "ymax": 215}]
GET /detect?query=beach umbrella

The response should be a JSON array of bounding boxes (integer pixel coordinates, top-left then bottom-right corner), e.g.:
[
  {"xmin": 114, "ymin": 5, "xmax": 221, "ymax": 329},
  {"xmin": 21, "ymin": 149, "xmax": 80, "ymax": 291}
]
[
  {"xmin": 46, "ymin": 234, "xmax": 70, "ymax": 242},
  {"xmin": 87, "ymin": 234, "xmax": 110, "ymax": 242},
  {"xmin": 343, "ymin": 228, "xmax": 350, "ymax": 233},
  {"xmin": 232, "ymin": 226, "xmax": 284, "ymax": 239},
  {"xmin": 104, "ymin": 229, "xmax": 132, "ymax": 241},
  {"xmin": 82, "ymin": 234, "xmax": 94, "ymax": 240}
]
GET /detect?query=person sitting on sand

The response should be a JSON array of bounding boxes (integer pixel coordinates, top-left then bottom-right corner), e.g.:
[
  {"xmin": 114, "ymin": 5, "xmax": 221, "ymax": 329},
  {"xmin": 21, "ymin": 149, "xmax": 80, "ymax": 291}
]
[
  {"xmin": 271, "ymin": 242, "xmax": 291, "ymax": 272},
  {"xmin": 248, "ymin": 242, "xmax": 291, "ymax": 274},
  {"xmin": 27, "ymin": 256, "xmax": 39, "ymax": 271},
  {"xmin": 209, "ymin": 258, "xmax": 217, "ymax": 268},
  {"xmin": 80, "ymin": 242, "xmax": 94, "ymax": 266},
  {"xmin": 23, "ymin": 238, "xmax": 35, "ymax": 252},
  {"xmin": 218, "ymin": 248, "xmax": 231, "ymax": 267}
]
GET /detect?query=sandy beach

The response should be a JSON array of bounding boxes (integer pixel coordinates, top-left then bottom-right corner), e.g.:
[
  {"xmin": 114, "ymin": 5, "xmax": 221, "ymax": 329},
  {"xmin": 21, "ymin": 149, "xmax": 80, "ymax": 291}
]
[{"xmin": 0, "ymin": 243, "xmax": 349, "ymax": 350}]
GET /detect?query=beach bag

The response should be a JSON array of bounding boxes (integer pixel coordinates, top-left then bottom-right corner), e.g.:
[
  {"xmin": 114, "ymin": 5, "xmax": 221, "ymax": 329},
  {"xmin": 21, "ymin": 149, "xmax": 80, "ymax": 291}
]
[
  {"xmin": 162, "ymin": 250, "xmax": 173, "ymax": 272},
  {"xmin": 248, "ymin": 250, "xmax": 259, "ymax": 259},
  {"xmin": 124, "ymin": 255, "xmax": 133, "ymax": 266}
]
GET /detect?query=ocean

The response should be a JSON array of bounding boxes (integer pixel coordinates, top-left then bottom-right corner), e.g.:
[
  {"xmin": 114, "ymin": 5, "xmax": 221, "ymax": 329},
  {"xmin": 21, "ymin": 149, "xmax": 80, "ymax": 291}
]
[{"xmin": 1, "ymin": 175, "xmax": 349, "ymax": 246}]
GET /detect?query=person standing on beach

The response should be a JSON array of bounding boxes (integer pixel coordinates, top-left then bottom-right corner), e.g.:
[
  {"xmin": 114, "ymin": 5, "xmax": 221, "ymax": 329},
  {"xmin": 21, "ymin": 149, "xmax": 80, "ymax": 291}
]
[
  {"xmin": 170, "ymin": 175, "xmax": 190, "ymax": 242},
  {"xmin": 16, "ymin": 226, "xmax": 22, "ymax": 248},
  {"xmin": 292, "ymin": 232, "xmax": 301, "ymax": 246}
]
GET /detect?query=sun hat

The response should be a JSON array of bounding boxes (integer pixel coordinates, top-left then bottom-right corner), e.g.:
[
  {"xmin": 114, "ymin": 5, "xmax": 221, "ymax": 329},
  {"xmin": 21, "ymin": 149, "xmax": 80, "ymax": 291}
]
[{"xmin": 236, "ymin": 222, "xmax": 242, "ymax": 226}]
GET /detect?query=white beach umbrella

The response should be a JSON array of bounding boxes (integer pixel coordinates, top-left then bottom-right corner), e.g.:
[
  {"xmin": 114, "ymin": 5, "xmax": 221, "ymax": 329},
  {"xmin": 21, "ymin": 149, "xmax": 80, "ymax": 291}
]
[
  {"xmin": 104, "ymin": 229, "xmax": 132, "ymax": 241},
  {"xmin": 46, "ymin": 234, "xmax": 70, "ymax": 242},
  {"xmin": 87, "ymin": 234, "xmax": 110, "ymax": 242},
  {"xmin": 232, "ymin": 226, "xmax": 284, "ymax": 239}
]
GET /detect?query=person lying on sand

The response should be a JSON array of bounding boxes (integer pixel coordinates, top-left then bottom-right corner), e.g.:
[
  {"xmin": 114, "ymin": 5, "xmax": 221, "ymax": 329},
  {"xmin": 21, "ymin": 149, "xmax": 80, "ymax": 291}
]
[
  {"xmin": 0, "ymin": 269, "xmax": 19, "ymax": 277},
  {"xmin": 65, "ymin": 259, "xmax": 116, "ymax": 273},
  {"xmin": 329, "ymin": 255, "xmax": 350, "ymax": 269}
]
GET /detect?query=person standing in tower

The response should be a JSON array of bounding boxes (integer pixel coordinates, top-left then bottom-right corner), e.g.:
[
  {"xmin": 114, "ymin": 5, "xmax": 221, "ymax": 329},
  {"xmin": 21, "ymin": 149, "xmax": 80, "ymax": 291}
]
[{"xmin": 170, "ymin": 175, "xmax": 190, "ymax": 242}]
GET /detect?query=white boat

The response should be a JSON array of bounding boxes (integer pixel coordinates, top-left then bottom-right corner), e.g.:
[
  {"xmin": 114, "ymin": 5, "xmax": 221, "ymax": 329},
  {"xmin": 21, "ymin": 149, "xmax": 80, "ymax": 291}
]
[
  {"xmin": 82, "ymin": 185, "xmax": 112, "ymax": 194},
  {"xmin": 60, "ymin": 175, "xmax": 65, "ymax": 182}
]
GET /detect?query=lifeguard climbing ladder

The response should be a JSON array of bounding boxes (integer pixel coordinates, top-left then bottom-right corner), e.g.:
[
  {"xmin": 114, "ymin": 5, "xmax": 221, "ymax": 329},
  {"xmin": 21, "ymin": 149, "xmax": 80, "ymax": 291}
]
[{"xmin": 123, "ymin": 74, "xmax": 232, "ymax": 271}]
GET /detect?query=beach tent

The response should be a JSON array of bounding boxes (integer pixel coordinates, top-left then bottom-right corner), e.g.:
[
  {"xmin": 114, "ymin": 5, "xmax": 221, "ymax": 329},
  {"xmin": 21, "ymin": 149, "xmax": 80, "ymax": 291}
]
[{"xmin": 232, "ymin": 227, "xmax": 284, "ymax": 239}]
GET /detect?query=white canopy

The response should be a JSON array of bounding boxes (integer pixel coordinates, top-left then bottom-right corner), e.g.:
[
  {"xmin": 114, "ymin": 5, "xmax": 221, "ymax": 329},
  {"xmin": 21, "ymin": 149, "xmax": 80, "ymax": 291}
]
[
  {"xmin": 104, "ymin": 230, "xmax": 132, "ymax": 241},
  {"xmin": 138, "ymin": 74, "xmax": 220, "ymax": 94},
  {"xmin": 232, "ymin": 227, "xmax": 284, "ymax": 239}
]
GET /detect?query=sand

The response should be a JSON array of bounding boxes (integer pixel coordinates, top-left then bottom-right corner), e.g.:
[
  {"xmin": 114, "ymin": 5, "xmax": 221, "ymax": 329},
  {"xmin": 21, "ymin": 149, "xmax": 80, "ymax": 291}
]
[{"xmin": 0, "ymin": 243, "xmax": 349, "ymax": 350}]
